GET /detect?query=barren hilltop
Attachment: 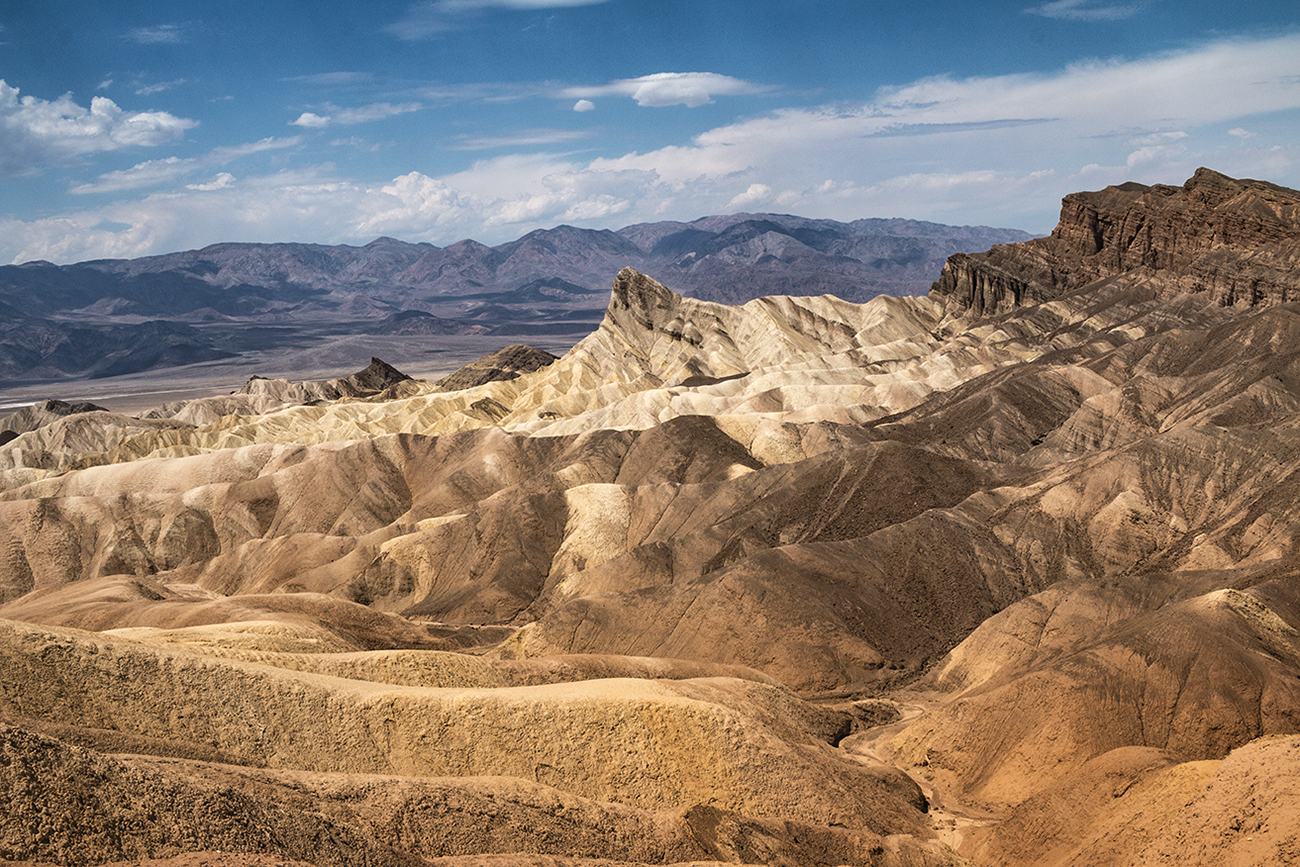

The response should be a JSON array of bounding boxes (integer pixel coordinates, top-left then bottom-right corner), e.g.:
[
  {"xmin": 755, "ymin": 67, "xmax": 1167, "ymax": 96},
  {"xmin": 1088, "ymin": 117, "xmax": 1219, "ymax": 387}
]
[{"xmin": 3, "ymin": 168, "xmax": 1300, "ymax": 867}]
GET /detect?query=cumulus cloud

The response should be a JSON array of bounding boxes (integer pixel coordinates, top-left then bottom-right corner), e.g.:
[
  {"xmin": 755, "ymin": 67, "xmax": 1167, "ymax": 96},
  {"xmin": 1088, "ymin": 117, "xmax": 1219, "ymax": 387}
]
[
  {"xmin": 290, "ymin": 102, "xmax": 421, "ymax": 128},
  {"xmin": 728, "ymin": 183, "xmax": 772, "ymax": 208},
  {"xmin": 0, "ymin": 79, "xmax": 197, "ymax": 177},
  {"xmin": 573, "ymin": 99, "xmax": 595, "ymax": 112},
  {"xmin": 1025, "ymin": 0, "xmax": 1147, "ymax": 21},
  {"xmin": 187, "ymin": 172, "xmax": 235, "ymax": 191},
  {"xmin": 387, "ymin": 0, "xmax": 612, "ymax": 39},
  {"xmin": 1229, "ymin": 127, "xmax": 1255, "ymax": 138},
  {"xmin": 290, "ymin": 112, "xmax": 331, "ymax": 128},
  {"xmin": 563, "ymin": 72, "xmax": 768, "ymax": 108}
]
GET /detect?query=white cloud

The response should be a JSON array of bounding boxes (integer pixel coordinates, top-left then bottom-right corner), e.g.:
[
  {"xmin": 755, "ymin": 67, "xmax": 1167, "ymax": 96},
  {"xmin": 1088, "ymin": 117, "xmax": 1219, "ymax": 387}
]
[
  {"xmin": 0, "ymin": 79, "xmax": 197, "ymax": 177},
  {"xmin": 135, "ymin": 79, "xmax": 188, "ymax": 96},
  {"xmin": 69, "ymin": 136, "xmax": 299, "ymax": 194},
  {"xmin": 1129, "ymin": 130, "xmax": 1188, "ymax": 146},
  {"xmin": 563, "ymin": 72, "xmax": 768, "ymax": 108},
  {"xmin": 5, "ymin": 168, "xmax": 373, "ymax": 264},
  {"xmin": 331, "ymin": 136, "xmax": 388, "ymax": 152},
  {"xmin": 1026, "ymin": 0, "xmax": 1147, "ymax": 21},
  {"xmin": 387, "ymin": 0, "xmax": 611, "ymax": 39},
  {"xmin": 1126, "ymin": 144, "xmax": 1181, "ymax": 167},
  {"xmin": 290, "ymin": 112, "xmax": 331, "ymax": 128},
  {"xmin": 333, "ymin": 102, "xmax": 423, "ymax": 124},
  {"xmin": 284, "ymin": 72, "xmax": 378, "ymax": 86},
  {"xmin": 124, "ymin": 23, "xmax": 190, "ymax": 44},
  {"xmin": 71, "ymin": 156, "xmax": 196, "ymax": 194},
  {"xmin": 1229, "ymin": 127, "xmax": 1255, "ymax": 139},
  {"xmin": 573, "ymin": 99, "xmax": 595, "ymax": 112},
  {"xmin": 187, "ymin": 172, "xmax": 235, "ymax": 191},
  {"xmin": 448, "ymin": 128, "xmax": 592, "ymax": 150},
  {"xmin": 290, "ymin": 103, "xmax": 421, "ymax": 128},
  {"xmin": 728, "ymin": 183, "xmax": 772, "ymax": 208}
]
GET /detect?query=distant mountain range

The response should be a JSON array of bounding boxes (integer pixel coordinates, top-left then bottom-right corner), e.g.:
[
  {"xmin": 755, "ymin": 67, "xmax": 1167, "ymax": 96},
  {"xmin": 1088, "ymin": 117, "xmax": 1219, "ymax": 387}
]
[{"xmin": 0, "ymin": 213, "xmax": 1032, "ymax": 380}]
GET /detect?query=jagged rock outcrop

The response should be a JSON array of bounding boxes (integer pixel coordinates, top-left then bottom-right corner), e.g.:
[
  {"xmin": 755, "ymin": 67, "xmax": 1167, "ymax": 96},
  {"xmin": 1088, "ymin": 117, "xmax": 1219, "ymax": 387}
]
[
  {"xmin": 434, "ymin": 344, "xmax": 558, "ymax": 392},
  {"xmin": 136, "ymin": 357, "xmax": 415, "ymax": 426},
  {"xmin": 932, "ymin": 168, "xmax": 1300, "ymax": 316},
  {"xmin": 0, "ymin": 398, "xmax": 110, "ymax": 435}
]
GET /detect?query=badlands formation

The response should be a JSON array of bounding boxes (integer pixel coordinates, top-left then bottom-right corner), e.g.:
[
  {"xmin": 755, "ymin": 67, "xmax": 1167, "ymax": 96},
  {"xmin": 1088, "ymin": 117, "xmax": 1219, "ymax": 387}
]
[{"xmin": 3, "ymin": 167, "xmax": 1300, "ymax": 867}]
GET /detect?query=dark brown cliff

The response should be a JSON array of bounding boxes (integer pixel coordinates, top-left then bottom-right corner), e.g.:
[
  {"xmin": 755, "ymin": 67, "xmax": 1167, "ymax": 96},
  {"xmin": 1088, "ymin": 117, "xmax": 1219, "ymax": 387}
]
[{"xmin": 933, "ymin": 167, "xmax": 1300, "ymax": 316}]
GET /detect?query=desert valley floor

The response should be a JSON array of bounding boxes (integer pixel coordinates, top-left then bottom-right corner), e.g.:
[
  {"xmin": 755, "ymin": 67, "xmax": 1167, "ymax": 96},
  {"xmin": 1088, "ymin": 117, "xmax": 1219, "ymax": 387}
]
[{"xmin": 3, "ymin": 168, "xmax": 1300, "ymax": 867}]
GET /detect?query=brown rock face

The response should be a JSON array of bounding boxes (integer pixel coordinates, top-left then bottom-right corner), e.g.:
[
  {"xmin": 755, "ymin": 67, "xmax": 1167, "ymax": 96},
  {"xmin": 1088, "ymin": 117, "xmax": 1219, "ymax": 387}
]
[
  {"xmin": 932, "ymin": 168, "xmax": 1300, "ymax": 315},
  {"xmin": 434, "ymin": 344, "xmax": 558, "ymax": 392}
]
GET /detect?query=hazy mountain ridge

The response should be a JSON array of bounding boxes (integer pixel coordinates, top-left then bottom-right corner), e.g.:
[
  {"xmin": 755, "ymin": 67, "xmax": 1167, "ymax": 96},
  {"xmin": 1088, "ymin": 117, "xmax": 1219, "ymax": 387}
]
[
  {"xmin": 3, "ymin": 170, "xmax": 1300, "ymax": 867},
  {"xmin": 0, "ymin": 214, "xmax": 1031, "ymax": 380}
]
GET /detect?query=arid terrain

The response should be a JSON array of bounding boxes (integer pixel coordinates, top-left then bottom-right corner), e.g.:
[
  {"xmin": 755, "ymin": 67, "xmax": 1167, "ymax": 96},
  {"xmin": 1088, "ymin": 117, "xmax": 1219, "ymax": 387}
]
[{"xmin": 3, "ymin": 167, "xmax": 1300, "ymax": 867}]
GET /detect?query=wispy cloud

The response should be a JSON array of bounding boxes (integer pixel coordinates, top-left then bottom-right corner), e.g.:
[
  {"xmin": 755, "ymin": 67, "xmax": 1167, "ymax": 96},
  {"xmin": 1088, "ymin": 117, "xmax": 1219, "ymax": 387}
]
[
  {"xmin": 386, "ymin": 0, "xmax": 612, "ymax": 39},
  {"xmin": 330, "ymin": 136, "xmax": 390, "ymax": 152},
  {"xmin": 447, "ymin": 128, "xmax": 592, "ymax": 150},
  {"xmin": 123, "ymin": 23, "xmax": 190, "ymax": 44},
  {"xmin": 1025, "ymin": 0, "xmax": 1148, "ymax": 21},
  {"xmin": 562, "ymin": 72, "xmax": 770, "ymax": 108},
  {"xmin": 283, "ymin": 72, "xmax": 379, "ymax": 86},
  {"xmin": 290, "ymin": 102, "xmax": 422, "ymax": 128},
  {"xmin": 0, "ymin": 79, "xmax": 197, "ymax": 178},
  {"xmin": 135, "ymin": 79, "xmax": 188, "ymax": 96},
  {"xmin": 69, "ymin": 136, "xmax": 300, "ymax": 194}
]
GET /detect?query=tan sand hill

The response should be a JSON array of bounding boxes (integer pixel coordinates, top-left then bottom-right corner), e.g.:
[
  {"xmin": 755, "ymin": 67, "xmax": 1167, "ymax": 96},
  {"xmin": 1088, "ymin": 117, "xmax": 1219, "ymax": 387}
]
[{"xmin": 3, "ymin": 169, "xmax": 1300, "ymax": 866}]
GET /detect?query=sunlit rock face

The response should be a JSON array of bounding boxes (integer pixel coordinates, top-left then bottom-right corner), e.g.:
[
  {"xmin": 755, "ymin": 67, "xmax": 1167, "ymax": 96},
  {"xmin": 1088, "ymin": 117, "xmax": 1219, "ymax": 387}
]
[{"xmin": 3, "ymin": 169, "xmax": 1300, "ymax": 867}]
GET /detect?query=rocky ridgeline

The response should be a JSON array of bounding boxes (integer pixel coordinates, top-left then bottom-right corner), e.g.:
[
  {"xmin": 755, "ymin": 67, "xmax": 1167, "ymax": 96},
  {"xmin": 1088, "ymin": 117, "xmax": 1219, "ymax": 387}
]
[{"xmin": 932, "ymin": 167, "xmax": 1300, "ymax": 316}]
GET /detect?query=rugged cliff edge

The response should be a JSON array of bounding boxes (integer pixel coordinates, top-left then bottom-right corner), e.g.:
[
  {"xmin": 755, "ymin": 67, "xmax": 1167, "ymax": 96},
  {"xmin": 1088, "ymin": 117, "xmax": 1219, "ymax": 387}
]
[{"xmin": 932, "ymin": 168, "xmax": 1300, "ymax": 316}]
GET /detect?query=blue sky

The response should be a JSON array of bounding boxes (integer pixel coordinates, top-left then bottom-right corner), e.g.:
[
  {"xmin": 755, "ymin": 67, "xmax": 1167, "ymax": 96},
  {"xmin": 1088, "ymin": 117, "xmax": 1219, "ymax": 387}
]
[{"xmin": 2, "ymin": 0, "xmax": 1298, "ymax": 264}]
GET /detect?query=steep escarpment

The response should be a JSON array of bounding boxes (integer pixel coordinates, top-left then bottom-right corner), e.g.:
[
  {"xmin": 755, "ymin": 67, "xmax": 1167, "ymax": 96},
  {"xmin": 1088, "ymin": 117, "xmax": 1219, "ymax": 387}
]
[{"xmin": 932, "ymin": 168, "xmax": 1300, "ymax": 316}]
